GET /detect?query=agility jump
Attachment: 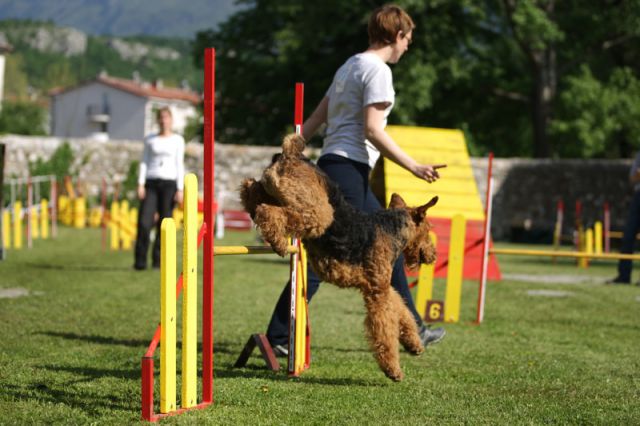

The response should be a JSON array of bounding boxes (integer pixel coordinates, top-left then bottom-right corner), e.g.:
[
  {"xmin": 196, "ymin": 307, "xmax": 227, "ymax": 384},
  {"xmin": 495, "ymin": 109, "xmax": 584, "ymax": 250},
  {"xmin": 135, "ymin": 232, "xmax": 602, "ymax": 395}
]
[{"xmin": 141, "ymin": 49, "xmax": 310, "ymax": 421}]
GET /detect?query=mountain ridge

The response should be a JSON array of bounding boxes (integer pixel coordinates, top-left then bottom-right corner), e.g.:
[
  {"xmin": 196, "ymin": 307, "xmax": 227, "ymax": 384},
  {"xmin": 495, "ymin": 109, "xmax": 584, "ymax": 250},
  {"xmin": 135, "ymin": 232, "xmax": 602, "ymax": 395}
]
[{"xmin": 0, "ymin": 0, "xmax": 239, "ymax": 38}]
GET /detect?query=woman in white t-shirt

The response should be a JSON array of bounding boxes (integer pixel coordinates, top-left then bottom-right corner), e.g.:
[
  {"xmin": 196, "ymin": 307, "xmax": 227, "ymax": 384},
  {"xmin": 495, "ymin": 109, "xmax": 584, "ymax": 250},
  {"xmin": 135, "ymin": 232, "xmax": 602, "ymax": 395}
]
[
  {"xmin": 134, "ymin": 107, "xmax": 185, "ymax": 270},
  {"xmin": 266, "ymin": 4, "xmax": 447, "ymax": 356}
]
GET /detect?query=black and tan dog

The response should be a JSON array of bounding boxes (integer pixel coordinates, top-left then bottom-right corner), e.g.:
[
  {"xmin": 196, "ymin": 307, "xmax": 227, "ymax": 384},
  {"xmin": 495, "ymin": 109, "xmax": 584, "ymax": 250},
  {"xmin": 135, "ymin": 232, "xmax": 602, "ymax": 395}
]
[{"xmin": 240, "ymin": 134, "xmax": 438, "ymax": 381}]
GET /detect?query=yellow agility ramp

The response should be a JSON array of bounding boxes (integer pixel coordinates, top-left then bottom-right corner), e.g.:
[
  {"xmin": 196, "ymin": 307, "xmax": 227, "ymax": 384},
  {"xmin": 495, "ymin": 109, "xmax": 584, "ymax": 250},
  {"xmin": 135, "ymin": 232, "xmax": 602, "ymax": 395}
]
[
  {"xmin": 384, "ymin": 126, "xmax": 484, "ymax": 219},
  {"xmin": 381, "ymin": 125, "xmax": 501, "ymax": 281}
]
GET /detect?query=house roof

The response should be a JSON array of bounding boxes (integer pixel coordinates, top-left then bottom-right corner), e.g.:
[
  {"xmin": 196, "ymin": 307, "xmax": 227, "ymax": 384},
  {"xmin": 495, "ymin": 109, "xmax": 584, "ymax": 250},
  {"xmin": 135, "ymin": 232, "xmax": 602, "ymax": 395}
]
[{"xmin": 50, "ymin": 74, "xmax": 201, "ymax": 104}]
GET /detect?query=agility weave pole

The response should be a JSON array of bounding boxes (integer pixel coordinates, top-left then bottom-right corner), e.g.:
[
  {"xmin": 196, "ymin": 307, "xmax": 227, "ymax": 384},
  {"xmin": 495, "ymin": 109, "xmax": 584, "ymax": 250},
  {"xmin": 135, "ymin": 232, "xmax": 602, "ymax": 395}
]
[
  {"xmin": 3, "ymin": 175, "xmax": 56, "ymax": 252},
  {"xmin": 288, "ymin": 82, "xmax": 311, "ymax": 377}
]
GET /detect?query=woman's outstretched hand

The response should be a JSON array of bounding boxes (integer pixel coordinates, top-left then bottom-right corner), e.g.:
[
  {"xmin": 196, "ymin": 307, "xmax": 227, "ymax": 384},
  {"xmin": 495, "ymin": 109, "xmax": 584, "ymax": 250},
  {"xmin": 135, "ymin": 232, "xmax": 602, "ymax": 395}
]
[{"xmin": 411, "ymin": 164, "xmax": 447, "ymax": 183}]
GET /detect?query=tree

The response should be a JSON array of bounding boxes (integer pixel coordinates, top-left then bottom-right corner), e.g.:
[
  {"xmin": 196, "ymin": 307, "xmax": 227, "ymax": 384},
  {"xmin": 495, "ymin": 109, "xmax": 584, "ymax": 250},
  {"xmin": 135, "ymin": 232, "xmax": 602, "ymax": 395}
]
[
  {"xmin": 0, "ymin": 101, "xmax": 47, "ymax": 135},
  {"xmin": 193, "ymin": 0, "xmax": 640, "ymax": 158}
]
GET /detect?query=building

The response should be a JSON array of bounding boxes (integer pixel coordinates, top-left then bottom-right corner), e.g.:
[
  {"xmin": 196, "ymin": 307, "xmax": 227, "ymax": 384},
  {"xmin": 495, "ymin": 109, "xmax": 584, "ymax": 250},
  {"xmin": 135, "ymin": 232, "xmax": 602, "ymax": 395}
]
[{"xmin": 50, "ymin": 72, "xmax": 200, "ymax": 140}]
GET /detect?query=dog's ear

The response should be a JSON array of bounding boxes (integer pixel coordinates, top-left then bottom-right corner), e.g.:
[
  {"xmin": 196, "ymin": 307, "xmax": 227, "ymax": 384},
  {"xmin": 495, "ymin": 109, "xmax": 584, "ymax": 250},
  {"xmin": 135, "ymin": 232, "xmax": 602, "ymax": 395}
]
[
  {"xmin": 416, "ymin": 196, "xmax": 438, "ymax": 219},
  {"xmin": 388, "ymin": 193, "xmax": 407, "ymax": 209},
  {"xmin": 282, "ymin": 133, "xmax": 306, "ymax": 158}
]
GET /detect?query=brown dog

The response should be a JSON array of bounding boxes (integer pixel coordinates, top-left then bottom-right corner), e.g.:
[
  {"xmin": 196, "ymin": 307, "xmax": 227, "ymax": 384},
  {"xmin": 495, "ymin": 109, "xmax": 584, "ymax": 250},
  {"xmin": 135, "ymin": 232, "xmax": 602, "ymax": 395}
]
[{"xmin": 240, "ymin": 134, "xmax": 438, "ymax": 381}]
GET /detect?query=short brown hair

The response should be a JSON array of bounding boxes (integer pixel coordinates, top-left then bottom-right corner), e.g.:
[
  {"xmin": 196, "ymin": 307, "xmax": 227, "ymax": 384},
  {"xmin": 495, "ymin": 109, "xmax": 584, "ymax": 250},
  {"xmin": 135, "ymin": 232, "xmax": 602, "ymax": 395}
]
[
  {"xmin": 368, "ymin": 4, "xmax": 415, "ymax": 46},
  {"xmin": 156, "ymin": 106, "xmax": 172, "ymax": 120}
]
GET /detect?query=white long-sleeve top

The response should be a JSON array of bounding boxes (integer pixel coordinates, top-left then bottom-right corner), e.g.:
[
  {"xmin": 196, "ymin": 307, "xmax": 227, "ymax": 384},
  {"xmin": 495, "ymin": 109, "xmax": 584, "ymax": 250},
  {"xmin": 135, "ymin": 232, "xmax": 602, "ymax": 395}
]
[{"xmin": 138, "ymin": 133, "xmax": 185, "ymax": 190}]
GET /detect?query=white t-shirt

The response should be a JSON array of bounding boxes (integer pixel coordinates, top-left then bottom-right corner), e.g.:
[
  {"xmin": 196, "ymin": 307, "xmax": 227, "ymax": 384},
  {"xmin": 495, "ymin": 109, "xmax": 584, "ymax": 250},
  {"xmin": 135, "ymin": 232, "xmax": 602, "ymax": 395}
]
[
  {"xmin": 321, "ymin": 52, "xmax": 395, "ymax": 168},
  {"xmin": 138, "ymin": 133, "xmax": 185, "ymax": 190}
]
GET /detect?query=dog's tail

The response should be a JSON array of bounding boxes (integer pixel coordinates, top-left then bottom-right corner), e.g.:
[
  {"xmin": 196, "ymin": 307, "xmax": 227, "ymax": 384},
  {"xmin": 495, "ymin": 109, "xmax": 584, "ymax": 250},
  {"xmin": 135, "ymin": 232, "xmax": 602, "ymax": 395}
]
[{"xmin": 282, "ymin": 133, "xmax": 305, "ymax": 158}]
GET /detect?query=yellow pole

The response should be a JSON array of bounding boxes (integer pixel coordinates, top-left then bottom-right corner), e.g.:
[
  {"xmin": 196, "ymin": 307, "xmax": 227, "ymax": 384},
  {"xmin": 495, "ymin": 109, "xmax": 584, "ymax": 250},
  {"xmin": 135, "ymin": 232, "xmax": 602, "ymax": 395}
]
[
  {"xmin": 490, "ymin": 248, "xmax": 640, "ymax": 260},
  {"xmin": 40, "ymin": 199, "xmax": 49, "ymax": 239},
  {"xmin": 110, "ymin": 201, "xmax": 119, "ymax": 250},
  {"xmin": 582, "ymin": 229, "xmax": 593, "ymax": 268},
  {"xmin": 73, "ymin": 197, "xmax": 86, "ymax": 228},
  {"xmin": 594, "ymin": 221, "xmax": 603, "ymax": 254},
  {"xmin": 31, "ymin": 206, "xmax": 39, "ymax": 239},
  {"xmin": 13, "ymin": 202, "xmax": 22, "ymax": 249},
  {"xmin": 120, "ymin": 200, "xmax": 131, "ymax": 250},
  {"xmin": 295, "ymin": 241, "xmax": 305, "ymax": 373},
  {"xmin": 2, "ymin": 210, "xmax": 11, "ymax": 248},
  {"xmin": 415, "ymin": 231, "xmax": 437, "ymax": 319},
  {"xmin": 445, "ymin": 215, "xmax": 466, "ymax": 323},
  {"xmin": 182, "ymin": 174, "xmax": 198, "ymax": 408},
  {"xmin": 160, "ymin": 218, "xmax": 176, "ymax": 414},
  {"xmin": 172, "ymin": 207, "xmax": 183, "ymax": 229},
  {"xmin": 577, "ymin": 227, "xmax": 587, "ymax": 268},
  {"xmin": 213, "ymin": 245, "xmax": 299, "ymax": 255},
  {"xmin": 58, "ymin": 195, "xmax": 70, "ymax": 225}
]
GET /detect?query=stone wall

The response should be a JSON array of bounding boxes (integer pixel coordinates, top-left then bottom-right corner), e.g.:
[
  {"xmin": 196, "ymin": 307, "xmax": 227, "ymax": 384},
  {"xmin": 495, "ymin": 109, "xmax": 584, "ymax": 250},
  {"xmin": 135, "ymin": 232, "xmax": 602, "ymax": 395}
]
[
  {"xmin": 471, "ymin": 158, "xmax": 632, "ymax": 242},
  {"xmin": 1, "ymin": 135, "xmax": 633, "ymax": 241}
]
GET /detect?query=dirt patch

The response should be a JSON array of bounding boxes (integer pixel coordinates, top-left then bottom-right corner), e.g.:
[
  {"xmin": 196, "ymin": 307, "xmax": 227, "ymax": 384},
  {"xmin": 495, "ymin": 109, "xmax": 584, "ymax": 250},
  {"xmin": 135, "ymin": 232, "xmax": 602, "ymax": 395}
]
[
  {"xmin": 503, "ymin": 273, "xmax": 604, "ymax": 285},
  {"xmin": 526, "ymin": 289, "xmax": 574, "ymax": 298},
  {"xmin": 0, "ymin": 288, "xmax": 43, "ymax": 299}
]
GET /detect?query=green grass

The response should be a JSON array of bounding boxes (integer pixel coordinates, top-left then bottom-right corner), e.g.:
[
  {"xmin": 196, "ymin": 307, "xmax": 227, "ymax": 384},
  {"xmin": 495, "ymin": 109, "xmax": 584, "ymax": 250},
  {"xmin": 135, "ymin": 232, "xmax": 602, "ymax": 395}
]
[{"xmin": 0, "ymin": 228, "xmax": 639, "ymax": 424}]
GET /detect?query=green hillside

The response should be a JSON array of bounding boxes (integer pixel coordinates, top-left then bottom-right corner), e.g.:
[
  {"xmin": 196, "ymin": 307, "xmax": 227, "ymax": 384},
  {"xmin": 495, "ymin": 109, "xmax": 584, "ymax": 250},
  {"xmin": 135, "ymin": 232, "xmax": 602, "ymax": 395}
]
[{"xmin": 0, "ymin": 20, "xmax": 203, "ymax": 102}]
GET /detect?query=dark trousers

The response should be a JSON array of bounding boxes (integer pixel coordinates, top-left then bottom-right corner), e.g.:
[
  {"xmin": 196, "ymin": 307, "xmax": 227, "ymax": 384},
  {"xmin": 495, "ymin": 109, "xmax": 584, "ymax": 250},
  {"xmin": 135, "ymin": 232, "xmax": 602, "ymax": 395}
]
[
  {"xmin": 266, "ymin": 154, "xmax": 423, "ymax": 345},
  {"xmin": 134, "ymin": 179, "xmax": 177, "ymax": 268},
  {"xmin": 617, "ymin": 190, "xmax": 640, "ymax": 281}
]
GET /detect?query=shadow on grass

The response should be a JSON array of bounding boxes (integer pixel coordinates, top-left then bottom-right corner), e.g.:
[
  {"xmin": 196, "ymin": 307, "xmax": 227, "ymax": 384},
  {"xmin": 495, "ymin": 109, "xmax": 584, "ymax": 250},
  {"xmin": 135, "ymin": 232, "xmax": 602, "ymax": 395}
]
[
  {"xmin": 25, "ymin": 262, "xmax": 132, "ymax": 272},
  {"xmin": 1, "ymin": 377, "xmax": 136, "ymax": 415},
  {"xmin": 40, "ymin": 331, "xmax": 147, "ymax": 347},
  {"xmin": 216, "ymin": 365, "xmax": 381, "ymax": 387},
  {"xmin": 39, "ymin": 331, "xmax": 239, "ymax": 355}
]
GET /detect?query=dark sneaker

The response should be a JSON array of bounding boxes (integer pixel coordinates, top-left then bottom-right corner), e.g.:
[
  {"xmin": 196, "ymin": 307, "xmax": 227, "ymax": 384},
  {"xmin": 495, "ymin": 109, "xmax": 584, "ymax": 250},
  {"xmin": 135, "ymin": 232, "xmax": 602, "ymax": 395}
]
[
  {"xmin": 606, "ymin": 276, "xmax": 630, "ymax": 285},
  {"xmin": 133, "ymin": 263, "xmax": 146, "ymax": 271},
  {"xmin": 271, "ymin": 344, "xmax": 289, "ymax": 358},
  {"xmin": 419, "ymin": 324, "xmax": 446, "ymax": 347}
]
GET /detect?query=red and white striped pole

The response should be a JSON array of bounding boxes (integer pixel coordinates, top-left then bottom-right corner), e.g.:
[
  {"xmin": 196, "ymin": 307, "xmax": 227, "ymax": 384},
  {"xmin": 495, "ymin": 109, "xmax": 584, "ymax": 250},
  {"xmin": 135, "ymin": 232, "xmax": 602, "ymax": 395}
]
[
  {"xmin": 476, "ymin": 152, "xmax": 494, "ymax": 324},
  {"xmin": 288, "ymin": 82, "xmax": 306, "ymax": 375}
]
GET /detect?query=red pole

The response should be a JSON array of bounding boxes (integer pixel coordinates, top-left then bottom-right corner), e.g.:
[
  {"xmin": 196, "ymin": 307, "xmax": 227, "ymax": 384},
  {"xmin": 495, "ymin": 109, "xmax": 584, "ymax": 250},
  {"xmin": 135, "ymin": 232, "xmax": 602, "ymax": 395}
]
[
  {"xmin": 476, "ymin": 152, "xmax": 494, "ymax": 324},
  {"xmin": 294, "ymin": 83, "xmax": 304, "ymax": 135},
  {"xmin": 202, "ymin": 47, "xmax": 215, "ymax": 404},
  {"xmin": 604, "ymin": 202, "xmax": 610, "ymax": 253},
  {"xmin": 141, "ymin": 357, "xmax": 154, "ymax": 421}
]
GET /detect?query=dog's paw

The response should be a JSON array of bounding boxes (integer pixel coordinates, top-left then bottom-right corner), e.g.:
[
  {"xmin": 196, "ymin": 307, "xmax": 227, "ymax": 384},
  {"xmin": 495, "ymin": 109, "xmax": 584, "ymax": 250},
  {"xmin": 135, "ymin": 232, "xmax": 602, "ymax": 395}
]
[
  {"xmin": 269, "ymin": 238, "xmax": 289, "ymax": 257},
  {"xmin": 406, "ymin": 346, "xmax": 424, "ymax": 356},
  {"xmin": 384, "ymin": 368, "xmax": 404, "ymax": 382}
]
